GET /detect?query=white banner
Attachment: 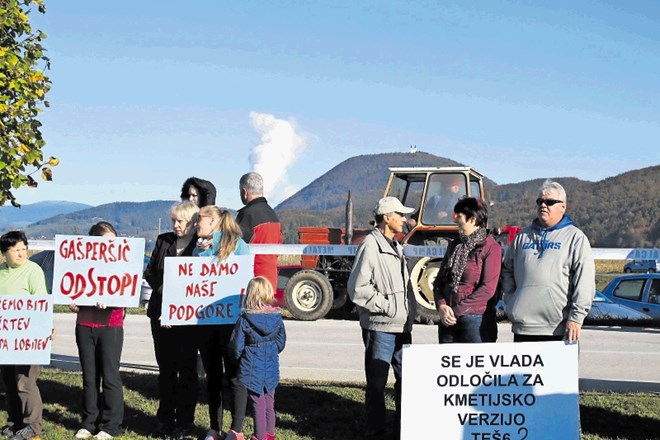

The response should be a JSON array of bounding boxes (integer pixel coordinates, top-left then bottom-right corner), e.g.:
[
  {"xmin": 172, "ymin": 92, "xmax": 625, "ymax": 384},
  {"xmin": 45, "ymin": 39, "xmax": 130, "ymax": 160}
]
[
  {"xmin": 161, "ymin": 255, "xmax": 255, "ymax": 326},
  {"xmin": 401, "ymin": 342, "xmax": 580, "ymax": 440},
  {"xmin": 52, "ymin": 235, "xmax": 145, "ymax": 307},
  {"xmin": 0, "ymin": 295, "xmax": 53, "ymax": 365}
]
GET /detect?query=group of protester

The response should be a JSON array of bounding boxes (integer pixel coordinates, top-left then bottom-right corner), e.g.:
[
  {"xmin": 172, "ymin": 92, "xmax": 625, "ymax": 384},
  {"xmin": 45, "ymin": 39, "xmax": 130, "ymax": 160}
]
[
  {"xmin": 143, "ymin": 172, "xmax": 285, "ymax": 440},
  {"xmin": 1, "ymin": 175, "xmax": 595, "ymax": 440},
  {"xmin": 347, "ymin": 179, "xmax": 595, "ymax": 439},
  {"xmin": 0, "ymin": 172, "xmax": 286, "ymax": 440}
]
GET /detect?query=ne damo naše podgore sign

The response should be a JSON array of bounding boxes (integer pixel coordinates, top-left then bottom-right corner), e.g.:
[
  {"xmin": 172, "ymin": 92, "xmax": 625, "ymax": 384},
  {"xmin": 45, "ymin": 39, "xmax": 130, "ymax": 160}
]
[{"xmin": 161, "ymin": 255, "xmax": 254, "ymax": 325}]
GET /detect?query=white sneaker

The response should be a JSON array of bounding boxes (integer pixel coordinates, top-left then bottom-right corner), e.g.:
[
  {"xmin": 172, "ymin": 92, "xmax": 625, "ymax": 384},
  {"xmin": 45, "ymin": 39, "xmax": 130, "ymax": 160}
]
[
  {"xmin": 93, "ymin": 431, "xmax": 113, "ymax": 440},
  {"xmin": 75, "ymin": 428, "xmax": 93, "ymax": 439}
]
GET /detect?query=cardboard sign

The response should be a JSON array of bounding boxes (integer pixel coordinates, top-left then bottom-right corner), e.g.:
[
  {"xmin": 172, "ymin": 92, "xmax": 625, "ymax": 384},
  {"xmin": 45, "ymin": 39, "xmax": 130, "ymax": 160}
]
[
  {"xmin": 401, "ymin": 342, "xmax": 579, "ymax": 440},
  {"xmin": 161, "ymin": 255, "xmax": 254, "ymax": 325},
  {"xmin": 52, "ymin": 234, "xmax": 146, "ymax": 307},
  {"xmin": 0, "ymin": 295, "xmax": 53, "ymax": 365}
]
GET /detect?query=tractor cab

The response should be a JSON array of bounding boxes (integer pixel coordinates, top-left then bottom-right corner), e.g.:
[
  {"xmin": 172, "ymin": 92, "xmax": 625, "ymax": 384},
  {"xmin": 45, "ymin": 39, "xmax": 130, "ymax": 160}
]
[
  {"xmin": 384, "ymin": 167, "xmax": 486, "ymax": 246},
  {"xmin": 384, "ymin": 166, "xmax": 488, "ymax": 323}
]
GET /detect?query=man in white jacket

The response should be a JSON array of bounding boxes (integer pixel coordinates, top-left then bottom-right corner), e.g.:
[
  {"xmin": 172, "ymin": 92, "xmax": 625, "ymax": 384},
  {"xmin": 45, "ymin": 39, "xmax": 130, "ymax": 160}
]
[
  {"xmin": 348, "ymin": 196, "xmax": 417, "ymax": 439},
  {"xmin": 502, "ymin": 180, "xmax": 595, "ymax": 343}
]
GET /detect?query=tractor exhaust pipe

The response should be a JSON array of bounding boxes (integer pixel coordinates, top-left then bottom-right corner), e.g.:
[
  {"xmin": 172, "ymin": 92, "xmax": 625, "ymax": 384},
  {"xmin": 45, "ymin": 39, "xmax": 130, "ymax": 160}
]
[{"xmin": 345, "ymin": 191, "xmax": 353, "ymax": 245}]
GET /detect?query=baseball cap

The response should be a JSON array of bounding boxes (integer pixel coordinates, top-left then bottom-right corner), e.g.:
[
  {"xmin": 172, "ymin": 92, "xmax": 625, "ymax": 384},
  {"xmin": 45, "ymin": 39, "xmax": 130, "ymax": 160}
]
[{"xmin": 373, "ymin": 196, "xmax": 415, "ymax": 215}]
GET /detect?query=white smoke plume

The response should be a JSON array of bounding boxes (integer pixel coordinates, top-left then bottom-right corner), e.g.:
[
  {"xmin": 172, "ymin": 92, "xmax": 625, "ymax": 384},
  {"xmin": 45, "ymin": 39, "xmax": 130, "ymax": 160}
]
[{"xmin": 249, "ymin": 112, "xmax": 307, "ymax": 202}]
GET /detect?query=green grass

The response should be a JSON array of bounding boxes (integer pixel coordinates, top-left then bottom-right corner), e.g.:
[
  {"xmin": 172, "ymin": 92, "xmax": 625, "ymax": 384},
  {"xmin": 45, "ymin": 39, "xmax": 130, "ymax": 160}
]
[
  {"xmin": 52, "ymin": 305, "xmax": 147, "ymax": 315},
  {"xmin": 1, "ymin": 368, "xmax": 658, "ymax": 439}
]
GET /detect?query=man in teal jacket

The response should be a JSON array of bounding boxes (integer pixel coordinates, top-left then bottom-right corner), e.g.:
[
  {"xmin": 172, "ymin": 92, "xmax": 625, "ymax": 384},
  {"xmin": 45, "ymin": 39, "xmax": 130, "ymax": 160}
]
[{"xmin": 502, "ymin": 180, "xmax": 595, "ymax": 343}]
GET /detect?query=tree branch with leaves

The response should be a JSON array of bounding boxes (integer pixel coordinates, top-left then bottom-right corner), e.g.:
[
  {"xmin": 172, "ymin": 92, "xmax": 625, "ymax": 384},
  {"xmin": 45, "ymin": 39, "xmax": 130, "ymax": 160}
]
[{"xmin": 1, "ymin": 0, "xmax": 58, "ymax": 208}]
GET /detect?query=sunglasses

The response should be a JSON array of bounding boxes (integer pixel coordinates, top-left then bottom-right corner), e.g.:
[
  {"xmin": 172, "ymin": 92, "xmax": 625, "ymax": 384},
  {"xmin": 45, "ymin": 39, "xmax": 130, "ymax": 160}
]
[{"xmin": 535, "ymin": 198, "xmax": 563, "ymax": 207}]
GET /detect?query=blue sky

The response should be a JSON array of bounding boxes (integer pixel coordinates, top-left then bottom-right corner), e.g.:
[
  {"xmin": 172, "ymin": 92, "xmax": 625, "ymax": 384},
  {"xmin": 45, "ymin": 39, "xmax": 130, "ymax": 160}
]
[{"xmin": 13, "ymin": 0, "xmax": 660, "ymax": 210}]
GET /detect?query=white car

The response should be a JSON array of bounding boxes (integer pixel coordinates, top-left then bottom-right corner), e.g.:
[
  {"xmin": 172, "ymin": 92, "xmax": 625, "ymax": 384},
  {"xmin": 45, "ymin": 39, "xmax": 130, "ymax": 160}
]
[{"xmin": 495, "ymin": 290, "xmax": 651, "ymax": 324}]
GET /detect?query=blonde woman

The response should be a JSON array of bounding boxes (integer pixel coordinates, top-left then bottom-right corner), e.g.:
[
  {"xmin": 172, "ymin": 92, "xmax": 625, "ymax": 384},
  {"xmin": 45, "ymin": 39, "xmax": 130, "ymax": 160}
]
[
  {"xmin": 143, "ymin": 201, "xmax": 200, "ymax": 438},
  {"xmin": 195, "ymin": 206, "xmax": 250, "ymax": 260},
  {"xmin": 195, "ymin": 206, "xmax": 249, "ymax": 440},
  {"xmin": 229, "ymin": 276, "xmax": 286, "ymax": 440}
]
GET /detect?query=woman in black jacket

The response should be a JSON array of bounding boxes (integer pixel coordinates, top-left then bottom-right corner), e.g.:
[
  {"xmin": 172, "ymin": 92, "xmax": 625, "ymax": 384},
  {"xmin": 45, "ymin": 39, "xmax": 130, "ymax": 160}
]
[{"xmin": 144, "ymin": 201, "xmax": 200, "ymax": 438}]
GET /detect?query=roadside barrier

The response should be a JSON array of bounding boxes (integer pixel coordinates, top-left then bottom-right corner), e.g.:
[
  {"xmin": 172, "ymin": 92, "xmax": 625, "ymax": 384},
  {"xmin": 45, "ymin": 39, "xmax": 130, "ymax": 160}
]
[{"xmin": 29, "ymin": 240, "xmax": 659, "ymax": 260}]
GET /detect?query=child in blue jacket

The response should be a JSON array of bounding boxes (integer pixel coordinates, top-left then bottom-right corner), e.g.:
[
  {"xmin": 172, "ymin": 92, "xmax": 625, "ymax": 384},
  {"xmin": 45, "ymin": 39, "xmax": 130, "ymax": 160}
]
[{"xmin": 228, "ymin": 276, "xmax": 286, "ymax": 440}]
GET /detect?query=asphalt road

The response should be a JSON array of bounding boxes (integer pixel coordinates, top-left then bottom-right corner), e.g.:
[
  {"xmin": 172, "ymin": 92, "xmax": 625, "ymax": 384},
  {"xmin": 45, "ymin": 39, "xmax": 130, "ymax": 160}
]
[{"xmin": 51, "ymin": 314, "xmax": 660, "ymax": 393}]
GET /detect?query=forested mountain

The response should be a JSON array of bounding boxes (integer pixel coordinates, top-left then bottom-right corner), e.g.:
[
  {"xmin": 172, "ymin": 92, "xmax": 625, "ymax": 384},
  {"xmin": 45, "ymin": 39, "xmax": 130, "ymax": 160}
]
[
  {"xmin": 489, "ymin": 165, "xmax": 660, "ymax": 247},
  {"xmin": 0, "ymin": 201, "xmax": 91, "ymax": 230},
  {"xmin": 277, "ymin": 155, "xmax": 659, "ymax": 246},
  {"xmin": 11, "ymin": 152, "xmax": 660, "ymax": 247},
  {"xmin": 275, "ymin": 152, "xmax": 498, "ymax": 243},
  {"xmin": 275, "ymin": 151, "xmax": 495, "ymax": 211},
  {"xmin": 24, "ymin": 201, "xmax": 175, "ymax": 249}
]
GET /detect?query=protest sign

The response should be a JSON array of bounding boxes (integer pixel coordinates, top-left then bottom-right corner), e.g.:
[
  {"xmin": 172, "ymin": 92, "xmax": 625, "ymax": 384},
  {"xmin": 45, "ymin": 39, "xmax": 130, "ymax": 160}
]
[
  {"xmin": 0, "ymin": 295, "xmax": 53, "ymax": 365},
  {"xmin": 52, "ymin": 234, "xmax": 145, "ymax": 307},
  {"xmin": 161, "ymin": 255, "xmax": 254, "ymax": 325},
  {"xmin": 401, "ymin": 342, "xmax": 579, "ymax": 440}
]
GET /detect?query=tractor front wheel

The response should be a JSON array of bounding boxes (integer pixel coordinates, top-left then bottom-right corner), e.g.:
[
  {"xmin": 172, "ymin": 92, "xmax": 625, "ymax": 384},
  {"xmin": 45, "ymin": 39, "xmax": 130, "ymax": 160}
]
[
  {"xmin": 284, "ymin": 270, "xmax": 334, "ymax": 321},
  {"xmin": 408, "ymin": 257, "xmax": 443, "ymax": 324}
]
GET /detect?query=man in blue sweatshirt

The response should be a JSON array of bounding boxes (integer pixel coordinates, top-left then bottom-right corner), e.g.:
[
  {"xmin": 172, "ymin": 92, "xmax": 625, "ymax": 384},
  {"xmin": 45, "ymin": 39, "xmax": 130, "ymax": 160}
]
[{"xmin": 502, "ymin": 180, "xmax": 595, "ymax": 343}]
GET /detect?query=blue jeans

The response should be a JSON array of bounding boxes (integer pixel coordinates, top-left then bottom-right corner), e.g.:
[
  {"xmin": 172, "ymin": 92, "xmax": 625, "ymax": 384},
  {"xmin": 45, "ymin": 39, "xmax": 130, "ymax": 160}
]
[
  {"xmin": 438, "ymin": 314, "xmax": 489, "ymax": 343},
  {"xmin": 362, "ymin": 329, "xmax": 412, "ymax": 438}
]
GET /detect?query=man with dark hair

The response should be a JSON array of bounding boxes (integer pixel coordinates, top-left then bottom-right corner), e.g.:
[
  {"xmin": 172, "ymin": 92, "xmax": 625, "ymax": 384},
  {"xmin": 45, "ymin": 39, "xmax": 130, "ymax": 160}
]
[
  {"xmin": 348, "ymin": 196, "xmax": 417, "ymax": 440},
  {"xmin": 180, "ymin": 177, "xmax": 217, "ymax": 208},
  {"xmin": 502, "ymin": 179, "xmax": 595, "ymax": 343},
  {"xmin": 236, "ymin": 172, "xmax": 282, "ymax": 291},
  {"xmin": 0, "ymin": 231, "xmax": 48, "ymax": 440}
]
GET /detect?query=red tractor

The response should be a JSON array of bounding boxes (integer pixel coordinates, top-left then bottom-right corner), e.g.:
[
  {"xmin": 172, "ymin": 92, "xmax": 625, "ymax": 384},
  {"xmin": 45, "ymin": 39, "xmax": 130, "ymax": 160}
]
[{"xmin": 279, "ymin": 166, "xmax": 508, "ymax": 323}]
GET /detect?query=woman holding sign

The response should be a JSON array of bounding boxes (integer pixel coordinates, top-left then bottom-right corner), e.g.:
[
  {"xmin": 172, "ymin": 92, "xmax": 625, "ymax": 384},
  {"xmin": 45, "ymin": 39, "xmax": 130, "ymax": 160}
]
[
  {"xmin": 432, "ymin": 198, "xmax": 502, "ymax": 343},
  {"xmin": 70, "ymin": 222, "xmax": 124, "ymax": 440},
  {"xmin": 0, "ymin": 231, "xmax": 49, "ymax": 440},
  {"xmin": 194, "ymin": 206, "xmax": 249, "ymax": 440},
  {"xmin": 144, "ymin": 201, "xmax": 200, "ymax": 438}
]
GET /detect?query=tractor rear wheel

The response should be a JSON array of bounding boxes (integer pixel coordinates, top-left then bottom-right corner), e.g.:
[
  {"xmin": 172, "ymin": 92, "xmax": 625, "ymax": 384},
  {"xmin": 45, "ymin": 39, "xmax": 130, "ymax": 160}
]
[
  {"xmin": 408, "ymin": 257, "xmax": 443, "ymax": 324},
  {"xmin": 284, "ymin": 270, "xmax": 334, "ymax": 321}
]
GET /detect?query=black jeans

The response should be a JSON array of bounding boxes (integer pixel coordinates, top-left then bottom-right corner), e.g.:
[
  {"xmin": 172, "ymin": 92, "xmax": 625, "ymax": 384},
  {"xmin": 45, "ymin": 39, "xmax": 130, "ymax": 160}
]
[
  {"xmin": 75, "ymin": 324, "xmax": 124, "ymax": 436},
  {"xmin": 230, "ymin": 377, "xmax": 249, "ymax": 432},
  {"xmin": 150, "ymin": 319, "xmax": 199, "ymax": 427},
  {"xmin": 198, "ymin": 325, "xmax": 234, "ymax": 432}
]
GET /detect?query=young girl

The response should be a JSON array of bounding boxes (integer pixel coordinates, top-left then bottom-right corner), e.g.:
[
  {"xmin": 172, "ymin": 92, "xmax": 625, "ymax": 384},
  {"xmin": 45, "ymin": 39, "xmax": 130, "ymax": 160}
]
[{"xmin": 228, "ymin": 277, "xmax": 286, "ymax": 440}]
